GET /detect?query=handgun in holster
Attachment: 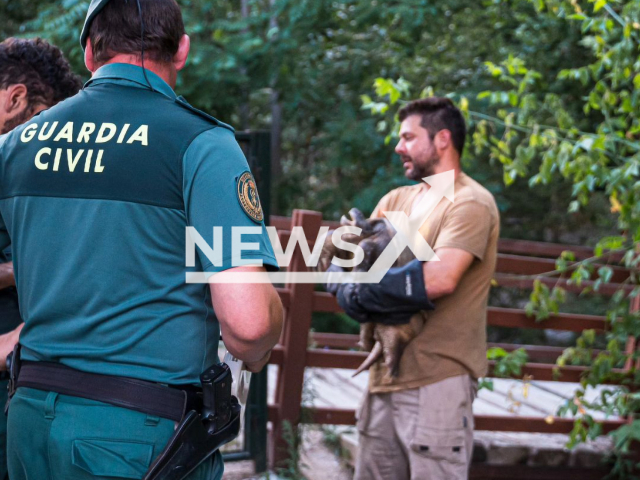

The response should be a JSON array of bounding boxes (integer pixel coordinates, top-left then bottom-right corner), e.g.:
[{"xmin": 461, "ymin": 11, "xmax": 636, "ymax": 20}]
[
  {"xmin": 5, "ymin": 343, "xmax": 21, "ymax": 415},
  {"xmin": 143, "ymin": 363, "xmax": 242, "ymax": 480}
]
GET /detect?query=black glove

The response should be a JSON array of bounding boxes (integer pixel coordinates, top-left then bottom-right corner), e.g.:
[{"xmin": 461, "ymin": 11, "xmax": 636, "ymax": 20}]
[
  {"xmin": 324, "ymin": 264, "xmax": 344, "ymax": 296},
  {"xmin": 356, "ymin": 259, "xmax": 435, "ymax": 315},
  {"xmin": 337, "ymin": 284, "xmax": 419, "ymax": 325},
  {"xmin": 325, "ymin": 264, "xmax": 369, "ymax": 322},
  {"xmin": 336, "ymin": 282, "xmax": 370, "ymax": 323}
]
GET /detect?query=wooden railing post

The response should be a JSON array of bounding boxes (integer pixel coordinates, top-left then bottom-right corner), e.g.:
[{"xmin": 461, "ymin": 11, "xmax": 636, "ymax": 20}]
[{"xmin": 268, "ymin": 209, "xmax": 323, "ymax": 469}]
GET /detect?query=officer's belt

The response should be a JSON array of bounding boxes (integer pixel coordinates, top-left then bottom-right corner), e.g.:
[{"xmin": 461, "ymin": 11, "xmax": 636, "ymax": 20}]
[{"xmin": 16, "ymin": 361, "xmax": 198, "ymax": 422}]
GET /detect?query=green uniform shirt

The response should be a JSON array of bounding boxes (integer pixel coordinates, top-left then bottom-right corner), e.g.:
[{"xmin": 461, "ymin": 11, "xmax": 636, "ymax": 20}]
[{"xmin": 0, "ymin": 63, "xmax": 277, "ymax": 385}]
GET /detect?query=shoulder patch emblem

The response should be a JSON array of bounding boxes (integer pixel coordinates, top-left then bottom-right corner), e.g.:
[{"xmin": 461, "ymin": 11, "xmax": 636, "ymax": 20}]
[{"xmin": 236, "ymin": 172, "xmax": 264, "ymax": 223}]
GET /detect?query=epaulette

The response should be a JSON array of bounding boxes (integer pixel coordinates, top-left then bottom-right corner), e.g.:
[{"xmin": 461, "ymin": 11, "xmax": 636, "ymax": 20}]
[{"xmin": 174, "ymin": 96, "xmax": 235, "ymax": 133}]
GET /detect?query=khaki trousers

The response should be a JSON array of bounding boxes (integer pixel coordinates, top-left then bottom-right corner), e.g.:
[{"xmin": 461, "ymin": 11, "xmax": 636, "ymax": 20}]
[{"xmin": 354, "ymin": 375, "xmax": 476, "ymax": 480}]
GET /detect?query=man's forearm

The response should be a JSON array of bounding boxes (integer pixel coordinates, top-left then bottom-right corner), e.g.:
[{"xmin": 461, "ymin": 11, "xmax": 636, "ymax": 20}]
[
  {"xmin": 0, "ymin": 323, "xmax": 23, "ymax": 371},
  {"xmin": 211, "ymin": 270, "xmax": 284, "ymax": 373},
  {"xmin": 0, "ymin": 262, "xmax": 15, "ymax": 290},
  {"xmin": 224, "ymin": 291, "xmax": 283, "ymax": 371}
]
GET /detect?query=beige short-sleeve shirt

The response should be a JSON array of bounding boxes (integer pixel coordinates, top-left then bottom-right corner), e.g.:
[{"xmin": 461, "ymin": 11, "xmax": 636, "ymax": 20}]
[{"xmin": 368, "ymin": 172, "xmax": 500, "ymax": 393}]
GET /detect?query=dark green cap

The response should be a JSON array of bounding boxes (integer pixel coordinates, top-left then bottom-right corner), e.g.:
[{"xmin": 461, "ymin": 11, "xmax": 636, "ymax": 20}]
[{"xmin": 80, "ymin": 0, "xmax": 111, "ymax": 50}]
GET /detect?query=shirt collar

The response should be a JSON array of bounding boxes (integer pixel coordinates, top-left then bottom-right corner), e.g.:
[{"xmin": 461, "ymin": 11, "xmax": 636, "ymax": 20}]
[{"xmin": 84, "ymin": 63, "xmax": 177, "ymax": 99}]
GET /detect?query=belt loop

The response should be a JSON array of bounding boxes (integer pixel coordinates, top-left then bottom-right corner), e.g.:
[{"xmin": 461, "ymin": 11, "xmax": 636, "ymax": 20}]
[
  {"xmin": 44, "ymin": 392, "xmax": 58, "ymax": 420},
  {"xmin": 145, "ymin": 414, "xmax": 160, "ymax": 426}
]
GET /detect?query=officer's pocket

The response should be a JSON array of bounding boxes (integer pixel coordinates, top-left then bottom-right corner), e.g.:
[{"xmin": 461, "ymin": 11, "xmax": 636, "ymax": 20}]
[
  {"xmin": 72, "ymin": 438, "xmax": 154, "ymax": 479},
  {"xmin": 410, "ymin": 428, "xmax": 467, "ymax": 479}
]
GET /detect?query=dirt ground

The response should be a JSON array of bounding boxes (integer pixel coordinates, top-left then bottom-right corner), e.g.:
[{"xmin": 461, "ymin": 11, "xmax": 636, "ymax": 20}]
[{"xmin": 222, "ymin": 427, "xmax": 353, "ymax": 480}]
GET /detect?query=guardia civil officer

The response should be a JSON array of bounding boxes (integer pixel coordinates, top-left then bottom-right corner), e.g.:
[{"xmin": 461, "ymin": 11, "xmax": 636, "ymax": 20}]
[
  {"xmin": 0, "ymin": 37, "xmax": 82, "ymax": 479},
  {"xmin": 0, "ymin": 1, "xmax": 283, "ymax": 479}
]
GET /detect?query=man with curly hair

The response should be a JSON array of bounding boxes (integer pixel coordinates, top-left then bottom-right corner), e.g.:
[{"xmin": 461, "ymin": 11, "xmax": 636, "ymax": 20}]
[
  {"xmin": 0, "ymin": 1, "xmax": 282, "ymax": 478},
  {"xmin": 0, "ymin": 38, "xmax": 81, "ymax": 135},
  {"xmin": 0, "ymin": 37, "xmax": 81, "ymax": 479}
]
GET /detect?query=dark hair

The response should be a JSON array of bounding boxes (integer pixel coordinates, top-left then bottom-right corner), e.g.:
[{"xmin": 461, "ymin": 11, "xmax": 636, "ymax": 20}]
[
  {"xmin": 0, "ymin": 38, "xmax": 82, "ymax": 107},
  {"xmin": 398, "ymin": 97, "xmax": 467, "ymax": 156},
  {"xmin": 89, "ymin": 0, "xmax": 185, "ymax": 65}
]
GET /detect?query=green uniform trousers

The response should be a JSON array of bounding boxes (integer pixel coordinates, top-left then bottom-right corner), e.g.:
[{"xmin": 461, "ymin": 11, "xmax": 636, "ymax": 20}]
[
  {"xmin": 0, "ymin": 379, "xmax": 8, "ymax": 480},
  {"xmin": 7, "ymin": 387, "xmax": 223, "ymax": 480}
]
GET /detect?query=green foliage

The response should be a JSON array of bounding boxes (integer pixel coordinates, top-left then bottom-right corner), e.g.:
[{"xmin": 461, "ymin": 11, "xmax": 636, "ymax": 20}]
[
  {"xmin": 477, "ymin": 378, "xmax": 495, "ymax": 391},
  {"xmin": 321, "ymin": 425, "xmax": 354, "ymax": 463},
  {"xmin": 466, "ymin": 0, "xmax": 640, "ymax": 474},
  {"xmin": 3, "ymin": 0, "xmax": 607, "ymax": 234},
  {"xmin": 487, "ymin": 347, "xmax": 529, "ymax": 377},
  {"xmin": 275, "ymin": 420, "xmax": 307, "ymax": 480},
  {"xmin": 525, "ymin": 279, "xmax": 567, "ymax": 320}
]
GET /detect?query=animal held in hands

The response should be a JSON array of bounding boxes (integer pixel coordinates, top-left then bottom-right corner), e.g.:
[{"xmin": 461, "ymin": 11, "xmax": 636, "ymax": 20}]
[{"xmin": 319, "ymin": 208, "xmax": 425, "ymax": 382}]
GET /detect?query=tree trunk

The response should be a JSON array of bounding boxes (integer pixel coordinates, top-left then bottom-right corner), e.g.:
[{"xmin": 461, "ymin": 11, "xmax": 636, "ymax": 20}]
[
  {"xmin": 239, "ymin": 0, "xmax": 250, "ymax": 130},
  {"xmin": 269, "ymin": 0, "xmax": 283, "ymax": 187}
]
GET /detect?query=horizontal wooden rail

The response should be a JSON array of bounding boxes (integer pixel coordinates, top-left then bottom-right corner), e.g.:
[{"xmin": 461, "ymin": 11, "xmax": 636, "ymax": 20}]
[
  {"xmin": 267, "ymin": 405, "xmax": 625, "ymax": 434},
  {"xmin": 270, "ymin": 215, "xmax": 340, "ymax": 234},
  {"xmin": 470, "ymin": 465, "xmax": 612, "ymax": 480},
  {"xmin": 309, "ymin": 334, "xmax": 596, "ymax": 362},
  {"xmin": 269, "ymin": 346, "xmax": 623, "ymax": 384},
  {"xmin": 271, "ymin": 239, "xmax": 632, "ymax": 283},
  {"xmin": 271, "ymin": 215, "xmax": 626, "ymax": 262},
  {"xmin": 498, "ymin": 238, "xmax": 624, "ymax": 263},
  {"xmin": 274, "ymin": 230, "xmax": 631, "ymax": 279},
  {"xmin": 497, "ymin": 253, "xmax": 629, "ymax": 283},
  {"xmin": 494, "ymin": 273, "xmax": 632, "ymax": 296},
  {"xmin": 311, "ymin": 333, "xmax": 360, "ymax": 349},
  {"xmin": 486, "ymin": 307, "xmax": 606, "ymax": 332},
  {"xmin": 309, "ymin": 294, "xmax": 607, "ymax": 332}
]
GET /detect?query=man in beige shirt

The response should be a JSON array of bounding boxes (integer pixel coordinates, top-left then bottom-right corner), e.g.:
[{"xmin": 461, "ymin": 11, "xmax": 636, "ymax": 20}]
[{"xmin": 336, "ymin": 97, "xmax": 499, "ymax": 479}]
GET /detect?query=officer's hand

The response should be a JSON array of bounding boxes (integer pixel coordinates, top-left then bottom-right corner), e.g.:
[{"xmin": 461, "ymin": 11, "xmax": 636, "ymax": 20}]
[
  {"xmin": 0, "ymin": 262, "xmax": 15, "ymax": 290},
  {"xmin": 0, "ymin": 323, "xmax": 22, "ymax": 371},
  {"xmin": 245, "ymin": 350, "xmax": 272, "ymax": 373},
  {"xmin": 357, "ymin": 259, "xmax": 435, "ymax": 315}
]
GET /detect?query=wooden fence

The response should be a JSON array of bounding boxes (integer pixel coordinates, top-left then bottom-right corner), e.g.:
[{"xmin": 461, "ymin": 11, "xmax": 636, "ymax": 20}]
[{"xmin": 266, "ymin": 209, "xmax": 635, "ymax": 478}]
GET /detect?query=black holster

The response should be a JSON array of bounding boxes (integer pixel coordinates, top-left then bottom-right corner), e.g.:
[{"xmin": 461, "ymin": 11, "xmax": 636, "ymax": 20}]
[
  {"xmin": 143, "ymin": 363, "xmax": 242, "ymax": 480},
  {"xmin": 4, "ymin": 343, "xmax": 21, "ymax": 415}
]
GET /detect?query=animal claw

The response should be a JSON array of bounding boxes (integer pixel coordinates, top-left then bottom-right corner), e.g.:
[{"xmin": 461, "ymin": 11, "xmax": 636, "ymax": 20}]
[{"xmin": 352, "ymin": 341, "xmax": 383, "ymax": 377}]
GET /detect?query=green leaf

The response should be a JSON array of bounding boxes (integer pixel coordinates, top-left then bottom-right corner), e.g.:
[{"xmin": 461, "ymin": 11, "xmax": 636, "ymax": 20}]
[
  {"xmin": 478, "ymin": 379, "xmax": 494, "ymax": 391},
  {"xmin": 569, "ymin": 201, "xmax": 580, "ymax": 213},
  {"xmin": 594, "ymin": 236, "xmax": 625, "ymax": 256},
  {"xmin": 460, "ymin": 97, "xmax": 469, "ymax": 113},
  {"xmin": 598, "ymin": 266, "xmax": 613, "ymax": 284},
  {"xmin": 360, "ymin": 95, "xmax": 372, "ymax": 105},
  {"xmin": 487, "ymin": 347, "xmax": 508, "ymax": 359},
  {"xmin": 594, "ymin": 0, "xmax": 607, "ymax": 13}
]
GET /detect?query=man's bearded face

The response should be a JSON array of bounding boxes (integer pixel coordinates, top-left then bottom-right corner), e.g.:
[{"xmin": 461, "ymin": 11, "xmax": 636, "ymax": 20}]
[
  {"xmin": 0, "ymin": 88, "xmax": 35, "ymax": 135},
  {"xmin": 395, "ymin": 114, "xmax": 440, "ymax": 181},
  {"xmin": 0, "ymin": 107, "xmax": 32, "ymax": 135}
]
